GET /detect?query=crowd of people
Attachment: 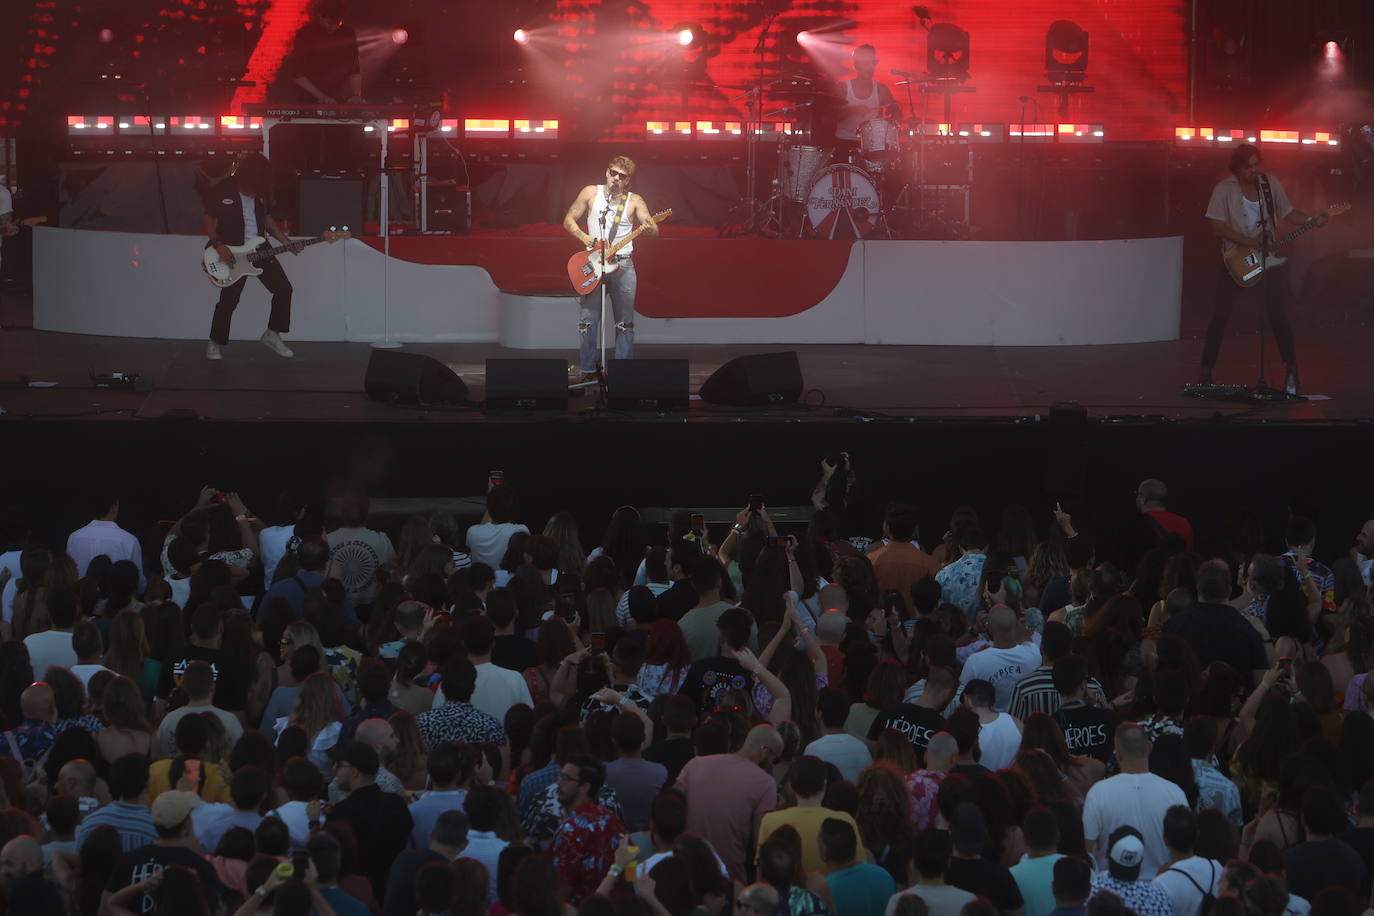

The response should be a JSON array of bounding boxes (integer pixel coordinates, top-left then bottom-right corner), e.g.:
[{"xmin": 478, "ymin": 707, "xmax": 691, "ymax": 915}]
[{"xmin": 0, "ymin": 475, "xmax": 1371, "ymax": 916}]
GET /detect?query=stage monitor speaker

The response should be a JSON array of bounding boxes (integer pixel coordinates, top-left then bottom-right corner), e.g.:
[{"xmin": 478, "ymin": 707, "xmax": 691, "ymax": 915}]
[
  {"xmin": 698, "ymin": 351, "xmax": 803, "ymax": 406},
  {"xmin": 608, "ymin": 359, "xmax": 689, "ymax": 411},
  {"xmin": 484, "ymin": 359, "xmax": 569, "ymax": 410},
  {"xmin": 364, "ymin": 350, "xmax": 469, "ymax": 406},
  {"xmin": 297, "ymin": 172, "xmax": 365, "ymax": 237}
]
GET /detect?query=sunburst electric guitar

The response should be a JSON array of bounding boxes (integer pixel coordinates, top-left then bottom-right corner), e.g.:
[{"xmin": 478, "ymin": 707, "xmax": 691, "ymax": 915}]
[
  {"xmin": 1222, "ymin": 203, "xmax": 1349, "ymax": 287},
  {"xmin": 201, "ymin": 230, "xmax": 351, "ymax": 288},
  {"xmin": 566, "ymin": 209, "xmax": 672, "ymax": 295}
]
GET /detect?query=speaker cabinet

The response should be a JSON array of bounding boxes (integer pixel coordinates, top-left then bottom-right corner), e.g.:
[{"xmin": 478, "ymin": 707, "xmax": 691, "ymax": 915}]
[
  {"xmin": 484, "ymin": 359, "xmax": 569, "ymax": 410},
  {"xmin": 364, "ymin": 350, "xmax": 469, "ymax": 406},
  {"xmin": 698, "ymin": 352, "xmax": 803, "ymax": 406},
  {"xmin": 297, "ymin": 173, "xmax": 365, "ymax": 236},
  {"xmin": 608, "ymin": 359, "xmax": 689, "ymax": 411}
]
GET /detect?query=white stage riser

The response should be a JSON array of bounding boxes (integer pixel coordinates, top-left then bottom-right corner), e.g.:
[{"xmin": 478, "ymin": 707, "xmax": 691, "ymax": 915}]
[{"xmin": 33, "ymin": 228, "xmax": 1181, "ymax": 347}]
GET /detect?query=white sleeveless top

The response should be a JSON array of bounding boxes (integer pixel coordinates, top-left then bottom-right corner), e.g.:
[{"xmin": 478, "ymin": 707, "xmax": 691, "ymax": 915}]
[
  {"xmin": 587, "ymin": 185, "xmax": 636, "ymax": 256},
  {"xmin": 836, "ymin": 79, "xmax": 881, "ymax": 141}
]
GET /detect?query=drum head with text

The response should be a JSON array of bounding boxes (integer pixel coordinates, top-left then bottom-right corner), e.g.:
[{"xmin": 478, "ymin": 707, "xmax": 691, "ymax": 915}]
[{"xmin": 805, "ymin": 164, "xmax": 880, "ymax": 239}]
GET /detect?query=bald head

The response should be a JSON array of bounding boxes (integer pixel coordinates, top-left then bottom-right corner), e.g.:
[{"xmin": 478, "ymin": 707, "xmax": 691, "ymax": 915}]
[
  {"xmin": 816, "ymin": 610, "xmax": 848, "ymax": 645},
  {"xmin": 58, "ymin": 759, "xmax": 97, "ymax": 795},
  {"xmin": 988, "ymin": 606, "xmax": 1017, "ymax": 638},
  {"xmin": 354, "ymin": 718, "xmax": 398, "ymax": 757},
  {"xmin": 925, "ymin": 732, "xmax": 958, "ymax": 771},
  {"xmin": 0, "ymin": 836, "xmax": 41, "ymax": 882},
  {"xmin": 20, "ymin": 683, "xmax": 54, "ymax": 723},
  {"xmin": 1137, "ymin": 479, "xmax": 1168, "ymax": 509},
  {"xmin": 741, "ymin": 724, "xmax": 783, "ymax": 764},
  {"xmin": 1116, "ymin": 723, "xmax": 1151, "ymax": 764}
]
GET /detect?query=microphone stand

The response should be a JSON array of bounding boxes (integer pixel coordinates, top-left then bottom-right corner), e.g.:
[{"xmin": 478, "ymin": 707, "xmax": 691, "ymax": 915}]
[
  {"xmin": 595, "ymin": 204, "xmax": 610, "ymax": 407},
  {"xmin": 1248, "ymin": 173, "xmax": 1298, "ymax": 401}
]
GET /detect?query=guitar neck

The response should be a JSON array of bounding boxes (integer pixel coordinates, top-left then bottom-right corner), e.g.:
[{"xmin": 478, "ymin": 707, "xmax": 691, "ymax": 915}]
[
  {"xmin": 606, "ymin": 225, "xmax": 648, "ymax": 260},
  {"xmin": 249, "ymin": 236, "xmax": 325, "ymax": 263},
  {"xmin": 1271, "ymin": 219, "xmax": 1320, "ymax": 252}
]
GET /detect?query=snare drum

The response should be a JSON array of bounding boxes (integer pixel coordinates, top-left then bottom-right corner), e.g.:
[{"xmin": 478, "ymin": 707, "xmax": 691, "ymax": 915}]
[
  {"xmin": 805, "ymin": 164, "xmax": 881, "ymax": 239},
  {"xmin": 778, "ymin": 145, "xmax": 830, "ymax": 202},
  {"xmin": 858, "ymin": 119, "xmax": 901, "ymax": 162}
]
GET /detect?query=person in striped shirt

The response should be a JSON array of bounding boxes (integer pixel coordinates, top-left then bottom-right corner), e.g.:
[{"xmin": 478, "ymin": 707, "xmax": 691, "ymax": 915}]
[{"xmin": 1007, "ymin": 621, "xmax": 1108, "ymax": 721}]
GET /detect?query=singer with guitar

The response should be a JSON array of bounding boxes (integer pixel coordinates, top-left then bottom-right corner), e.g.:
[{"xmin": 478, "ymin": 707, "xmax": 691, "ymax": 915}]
[
  {"xmin": 203, "ymin": 153, "xmax": 296, "ymax": 360},
  {"xmin": 1200, "ymin": 143, "xmax": 1329, "ymax": 395},
  {"xmin": 562, "ymin": 156, "xmax": 659, "ymax": 382}
]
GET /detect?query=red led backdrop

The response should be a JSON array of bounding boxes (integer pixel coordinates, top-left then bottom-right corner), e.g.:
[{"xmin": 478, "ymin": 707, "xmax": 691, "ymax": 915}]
[{"xmin": 519, "ymin": 0, "xmax": 1187, "ymax": 140}]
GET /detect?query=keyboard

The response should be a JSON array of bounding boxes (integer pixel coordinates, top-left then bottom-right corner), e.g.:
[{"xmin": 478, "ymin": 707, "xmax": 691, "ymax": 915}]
[{"xmin": 243, "ymin": 103, "xmax": 414, "ymax": 121}]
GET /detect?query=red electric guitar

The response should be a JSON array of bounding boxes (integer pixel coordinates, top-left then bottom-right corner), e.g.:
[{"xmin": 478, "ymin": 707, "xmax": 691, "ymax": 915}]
[{"xmin": 566, "ymin": 209, "xmax": 672, "ymax": 296}]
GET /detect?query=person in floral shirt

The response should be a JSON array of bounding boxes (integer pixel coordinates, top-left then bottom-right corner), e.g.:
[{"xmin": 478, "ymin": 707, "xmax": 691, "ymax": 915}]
[
  {"xmin": 551, "ymin": 756, "xmax": 625, "ymax": 903},
  {"xmin": 905, "ymin": 732, "xmax": 956, "ymax": 832},
  {"xmin": 935, "ymin": 528, "xmax": 989, "ymax": 617}
]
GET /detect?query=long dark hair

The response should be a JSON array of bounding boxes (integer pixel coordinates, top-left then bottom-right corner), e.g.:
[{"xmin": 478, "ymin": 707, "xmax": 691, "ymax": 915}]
[
  {"xmin": 235, "ymin": 152, "xmax": 272, "ymax": 199},
  {"xmin": 600, "ymin": 507, "xmax": 646, "ymax": 589}
]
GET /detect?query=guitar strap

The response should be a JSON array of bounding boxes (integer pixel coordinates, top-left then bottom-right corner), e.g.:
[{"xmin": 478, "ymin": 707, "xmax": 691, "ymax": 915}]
[
  {"xmin": 601, "ymin": 186, "xmax": 629, "ymax": 256},
  {"xmin": 1257, "ymin": 173, "xmax": 1277, "ymax": 261}
]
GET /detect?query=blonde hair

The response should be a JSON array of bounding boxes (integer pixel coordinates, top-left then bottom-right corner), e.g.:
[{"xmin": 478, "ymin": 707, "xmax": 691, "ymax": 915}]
[
  {"xmin": 608, "ymin": 155, "xmax": 636, "ymax": 177},
  {"xmin": 542, "ymin": 512, "xmax": 587, "ymax": 578},
  {"xmin": 105, "ymin": 611, "xmax": 151, "ymax": 682},
  {"xmin": 292, "ymin": 672, "xmax": 341, "ymax": 739}
]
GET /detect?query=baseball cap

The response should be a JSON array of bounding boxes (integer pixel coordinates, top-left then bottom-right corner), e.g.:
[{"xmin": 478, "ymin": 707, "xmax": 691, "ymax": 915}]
[
  {"xmin": 328, "ymin": 741, "xmax": 380, "ymax": 776},
  {"xmin": 151, "ymin": 790, "xmax": 201, "ymax": 829},
  {"xmin": 1106, "ymin": 825, "xmax": 1145, "ymax": 880}
]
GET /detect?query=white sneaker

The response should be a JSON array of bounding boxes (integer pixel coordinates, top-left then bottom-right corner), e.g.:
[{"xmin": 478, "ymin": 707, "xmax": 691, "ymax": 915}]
[
  {"xmin": 260, "ymin": 330, "xmax": 294, "ymax": 358},
  {"xmin": 206, "ymin": 341, "xmax": 223, "ymax": 360}
]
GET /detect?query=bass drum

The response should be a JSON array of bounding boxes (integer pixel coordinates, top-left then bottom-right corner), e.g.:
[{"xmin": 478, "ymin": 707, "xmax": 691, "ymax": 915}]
[
  {"xmin": 778, "ymin": 145, "xmax": 831, "ymax": 202},
  {"xmin": 805, "ymin": 164, "xmax": 881, "ymax": 239}
]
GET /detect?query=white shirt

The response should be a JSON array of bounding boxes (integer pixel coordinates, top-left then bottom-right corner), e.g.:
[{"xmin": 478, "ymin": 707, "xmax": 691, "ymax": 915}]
[
  {"xmin": 65, "ymin": 520, "xmax": 143, "ymax": 585},
  {"xmin": 24, "ymin": 630, "xmax": 78, "ymax": 679},
  {"xmin": 803, "ymin": 732, "xmax": 873, "ymax": 782},
  {"xmin": 242, "ymin": 193, "xmax": 259, "ymax": 239},
  {"xmin": 268, "ymin": 800, "xmax": 314, "ymax": 851},
  {"xmin": 465, "ymin": 522, "xmax": 529, "ymax": 570},
  {"xmin": 976, "ymin": 711, "xmax": 1022, "ymax": 771},
  {"xmin": 588, "ymin": 185, "xmax": 638, "ymax": 256},
  {"xmin": 326, "ymin": 527, "xmax": 396, "ymax": 605},
  {"xmin": 71, "ymin": 664, "xmax": 114, "ymax": 688},
  {"xmin": 616, "ymin": 581, "xmax": 671, "ymax": 628},
  {"xmin": 1082, "ymin": 772, "xmax": 1189, "ymax": 879},
  {"xmin": 959, "ymin": 641, "xmax": 1042, "ymax": 712},
  {"xmin": 1152, "ymin": 856, "xmax": 1222, "ymax": 916},
  {"xmin": 0, "ymin": 186, "xmax": 12, "ymax": 271},
  {"xmin": 0, "ymin": 549, "xmax": 21, "ymax": 623},
  {"xmin": 464, "ymin": 830, "xmax": 509, "ymax": 902},
  {"xmin": 159, "ymin": 703, "xmax": 244, "ymax": 757},
  {"xmin": 467, "ymin": 662, "xmax": 533, "ymax": 722},
  {"xmin": 259, "ymin": 525, "xmax": 297, "ymax": 585}
]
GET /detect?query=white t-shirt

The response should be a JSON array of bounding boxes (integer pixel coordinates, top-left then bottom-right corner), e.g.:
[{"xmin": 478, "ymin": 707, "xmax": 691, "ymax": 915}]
[
  {"xmin": 466, "ymin": 522, "xmax": 529, "ymax": 570},
  {"xmin": 65, "ymin": 520, "xmax": 143, "ymax": 583},
  {"xmin": 977, "ymin": 711, "xmax": 1022, "ymax": 771},
  {"xmin": 468, "ymin": 662, "xmax": 533, "ymax": 721},
  {"xmin": 242, "ymin": 193, "xmax": 259, "ymax": 239},
  {"xmin": 0, "ymin": 549, "xmax": 22, "ymax": 624},
  {"xmin": 1152, "ymin": 856, "xmax": 1222, "ymax": 916},
  {"xmin": 24, "ymin": 630, "xmax": 78, "ymax": 679},
  {"xmin": 71, "ymin": 664, "xmax": 114, "ymax": 689},
  {"xmin": 959, "ymin": 641, "xmax": 1041, "ymax": 712},
  {"xmin": 803, "ymin": 732, "xmax": 873, "ymax": 783},
  {"xmin": 1082, "ymin": 773, "xmax": 1189, "ymax": 879},
  {"xmin": 326, "ymin": 527, "xmax": 396, "ymax": 605},
  {"xmin": 258, "ymin": 525, "xmax": 297, "ymax": 586}
]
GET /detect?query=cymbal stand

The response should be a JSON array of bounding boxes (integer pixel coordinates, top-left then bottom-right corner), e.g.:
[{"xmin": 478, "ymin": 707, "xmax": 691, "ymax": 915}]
[{"xmin": 720, "ymin": 14, "xmax": 781, "ymax": 238}]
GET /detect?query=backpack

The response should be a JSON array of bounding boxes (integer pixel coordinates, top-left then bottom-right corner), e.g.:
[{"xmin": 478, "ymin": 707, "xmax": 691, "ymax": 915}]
[{"xmin": 1165, "ymin": 860, "xmax": 1217, "ymax": 916}]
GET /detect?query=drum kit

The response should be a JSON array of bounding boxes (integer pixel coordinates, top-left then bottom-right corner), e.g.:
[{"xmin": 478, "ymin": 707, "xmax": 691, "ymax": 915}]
[{"xmin": 721, "ymin": 71, "xmax": 969, "ymax": 240}]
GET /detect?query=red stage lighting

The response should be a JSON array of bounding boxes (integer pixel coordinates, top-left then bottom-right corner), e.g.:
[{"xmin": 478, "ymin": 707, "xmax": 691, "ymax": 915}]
[
  {"xmin": 797, "ymin": 30, "xmax": 812, "ymax": 46},
  {"xmin": 671, "ymin": 23, "xmax": 704, "ymax": 49},
  {"xmin": 1325, "ymin": 40, "xmax": 1341, "ymax": 58},
  {"xmin": 98, "ymin": 28, "xmax": 115, "ymax": 43},
  {"xmin": 391, "ymin": 28, "xmax": 409, "ymax": 45},
  {"xmin": 513, "ymin": 28, "xmax": 529, "ymax": 45},
  {"xmin": 678, "ymin": 28, "xmax": 695, "ymax": 47}
]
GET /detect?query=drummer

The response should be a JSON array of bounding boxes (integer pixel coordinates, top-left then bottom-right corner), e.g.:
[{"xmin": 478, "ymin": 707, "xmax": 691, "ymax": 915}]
[{"xmin": 832, "ymin": 44, "xmax": 902, "ymax": 163}]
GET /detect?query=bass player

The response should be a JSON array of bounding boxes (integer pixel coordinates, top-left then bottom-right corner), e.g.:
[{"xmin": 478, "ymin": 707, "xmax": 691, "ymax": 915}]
[
  {"xmin": 203, "ymin": 153, "xmax": 297, "ymax": 360},
  {"xmin": 562, "ymin": 155, "xmax": 659, "ymax": 382},
  {"xmin": 1199, "ymin": 143, "xmax": 1328, "ymax": 394}
]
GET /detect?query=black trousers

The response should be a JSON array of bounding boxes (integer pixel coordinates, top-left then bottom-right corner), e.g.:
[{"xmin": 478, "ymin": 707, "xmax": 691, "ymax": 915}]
[
  {"xmin": 1200, "ymin": 263, "xmax": 1297, "ymax": 370},
  {"xmin": 209, "ymin": 249, "xmax": 292, "ymax": 345}
]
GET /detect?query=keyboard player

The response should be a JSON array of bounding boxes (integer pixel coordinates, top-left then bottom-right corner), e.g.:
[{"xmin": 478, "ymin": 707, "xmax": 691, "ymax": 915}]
[{"xmin": 281, "ymin": 0, "xmax": 365, "ymax": 106}]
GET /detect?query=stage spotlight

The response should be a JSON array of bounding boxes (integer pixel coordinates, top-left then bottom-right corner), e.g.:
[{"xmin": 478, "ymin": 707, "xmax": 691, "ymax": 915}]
[
  {"xmin": 797, "ymin": 30, "xmax": 812, "ymax": 46},
  {"xmin": 671, "ymin": 23, "xmax": 705, "ymax": 50},
  {"xmin": 513, "ymin": 28, "xmax": 529, "ymax": 45},
  {"xmin": 927, "ymin": 22, "xmax": 970, "ymax": 81},
  {"xmin": 98, "ymin": 27, "xmax": 115, "ymax": 43},
  {"xmin": 390, "ymin": 28, "xmax": 409, "ymax": 45},
  {"xmin": 1045, "ymin": 20, "xmax": 1088, "ymax": 80}
]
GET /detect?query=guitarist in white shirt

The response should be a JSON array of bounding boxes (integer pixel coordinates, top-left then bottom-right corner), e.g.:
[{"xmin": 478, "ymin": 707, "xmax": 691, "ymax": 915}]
[
  {"xmin": 204, "ymin": 153, "xmax": 297, "ymax": 360},
  {"xmin": 562, "ymin": 156, "xmax": 659, "ymax": 382},
  {"xmin": 1200, "ymin": 143, "xmax": 1328, "ymax": 394}
]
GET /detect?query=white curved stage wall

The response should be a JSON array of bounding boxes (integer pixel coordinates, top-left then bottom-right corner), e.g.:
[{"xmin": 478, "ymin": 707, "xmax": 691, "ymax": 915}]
[{"xmin": 33, "ymin": 227, "xmax": 1181, "ymax": 347}]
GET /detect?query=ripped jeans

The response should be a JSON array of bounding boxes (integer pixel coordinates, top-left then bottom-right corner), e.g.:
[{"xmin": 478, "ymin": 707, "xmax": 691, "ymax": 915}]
[{"xmin": 578, "ymin": 256, "xmax": 636, "ymax": 374}]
